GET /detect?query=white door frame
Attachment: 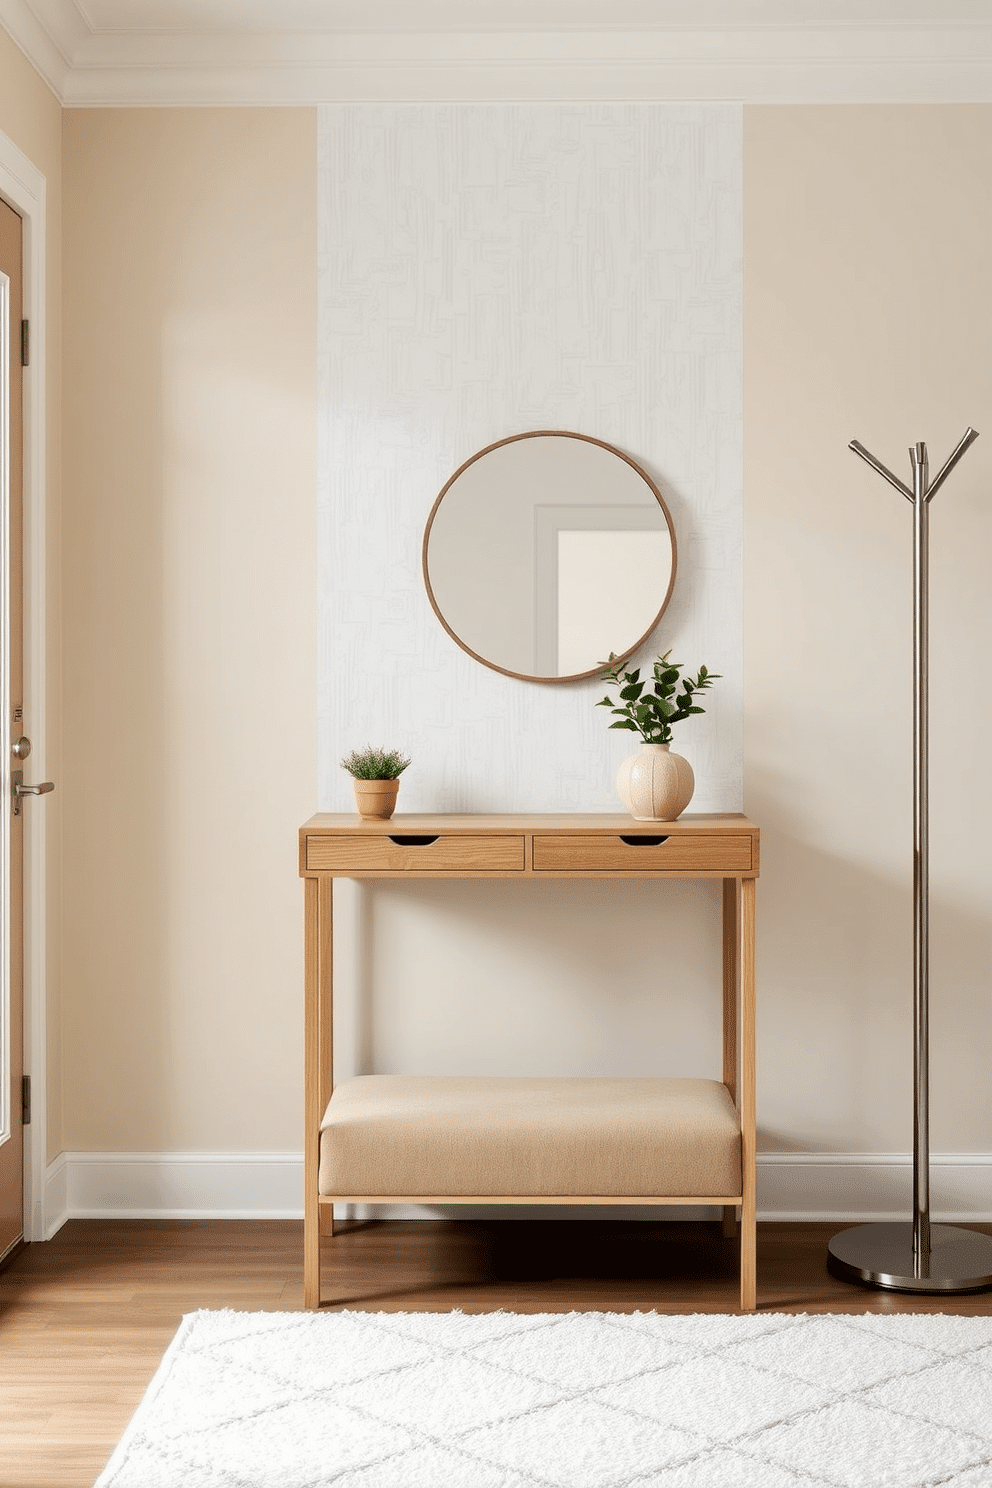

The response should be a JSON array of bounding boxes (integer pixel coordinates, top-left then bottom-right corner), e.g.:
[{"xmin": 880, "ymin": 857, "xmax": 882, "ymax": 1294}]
[{"xmin": 0, "ymin": 128, "xmax": 49, "ymax": 1243}]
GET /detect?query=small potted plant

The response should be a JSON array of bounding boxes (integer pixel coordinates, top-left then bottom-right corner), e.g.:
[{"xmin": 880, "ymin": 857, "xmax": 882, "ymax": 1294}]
[
  {"xmin": 340, "ymin": 746, "xmax": 411, "ymax": 821},
  {"xmin": 597, "ymin": 651, "xmax": 719, "ymax": 821}
]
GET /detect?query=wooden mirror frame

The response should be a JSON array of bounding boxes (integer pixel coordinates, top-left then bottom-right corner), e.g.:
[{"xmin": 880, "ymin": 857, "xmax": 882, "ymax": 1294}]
[{"xmin": 422, "ymin": 430, "xmax": 678, "ymax": 684}]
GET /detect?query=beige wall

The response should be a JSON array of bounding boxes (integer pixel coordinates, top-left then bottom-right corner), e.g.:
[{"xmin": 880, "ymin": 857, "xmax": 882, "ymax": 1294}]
[
  {"xmin": 61, "ymin": 109, "xmax": 317, "ymax": 1150},
  {"xmin": 0, "ymin": 27, "xmax": 63, "ymax": 1161},
  {"xmin": 745, "ymin": 106, "xmax": 992, "ymax": 1153},
  {"xmin": 0, "ymin": 26, "xmax": 59, "ymax": 171},
  {"xmin": 32, "ymin": 94, "xmax": 992, "ymax": 1184}
]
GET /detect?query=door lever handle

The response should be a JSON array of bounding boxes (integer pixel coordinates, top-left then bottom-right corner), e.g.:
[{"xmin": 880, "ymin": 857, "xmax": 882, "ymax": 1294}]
[{"xmin": 12, "ymin": 770, "xmax": 55, "ymax": 815}]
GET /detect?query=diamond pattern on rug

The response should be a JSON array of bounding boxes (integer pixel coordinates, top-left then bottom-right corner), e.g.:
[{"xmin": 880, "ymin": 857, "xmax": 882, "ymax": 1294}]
[
  {"xmin": 95, "ymin": 1309, "xmax": 992, "ymax": 1488},
  {"xmin": 594, "ymin": 1350, "xmax": 834, "ymax": 1442},
  {"xmin": 938, "ymin": 1466, "xmax": 992, "ymax": 1488},
  {"xmin": 112, "ymin": 1396, "xmax": 419, "ymax": 1488},
  {"xmin": 334, "ymin": 1442, "xmax": 539, "ymax": 1488},
  {"xmin": 456, "ymin": 1396, "xmax": 702, "ymax": 1488},
  {"xmin": 195, "ymin": 1310, "xmax": 437, "ymax": 1392},
  {"xmin": 367, "ymin": 1309, "xmax": 566, "ymax": 1350},
  {"xmin": 834, "ymin": 1312, "xmax": 992, "ymax": 1354},
  {"xmin": 336, "ymin": 1352, "xmax": 564, "ymax": 1434},
  {"xmin": 863, "ymin": 1352, "xmax": 992, "ymax": 1439},
  {"xmin": 465, "ymin": 1312, "xmax": 694, "ymax": 1389},
  {"xmin": 717, "ymin": 1313, "xmax": 937, "ymax": 1388},
  {"xmin": 633, "ymin": 1448, "xmax": 814, "ymax": 1487},
  {"xmin": 751, "ymin": 1397, "xmax": 986, "ymax": 1488}
]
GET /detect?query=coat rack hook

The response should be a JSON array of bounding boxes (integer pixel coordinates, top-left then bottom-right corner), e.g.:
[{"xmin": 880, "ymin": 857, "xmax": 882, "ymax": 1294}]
[
  {"xmin": 926, "ymin": 426, "xmax": 979, "ymax": 502},
  {"xmin": 848, "ymin": 439, "xmax": 913, "ymax": 502}
]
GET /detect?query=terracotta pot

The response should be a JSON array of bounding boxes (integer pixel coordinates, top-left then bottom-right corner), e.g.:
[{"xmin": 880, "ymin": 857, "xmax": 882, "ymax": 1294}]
[
  {"xmin": 353, "ymin": 778, "xmax": 400, "ymax": 821},
  {"xmin": 616, "ymin": 742, "xmax": 694, "ymax": 822}
]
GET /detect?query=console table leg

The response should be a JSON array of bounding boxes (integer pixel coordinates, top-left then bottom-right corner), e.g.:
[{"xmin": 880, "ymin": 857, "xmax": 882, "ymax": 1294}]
[
  {"xmin": 721, "ymin": 878, "xmax": 738, "ymax": 1103},
  {"xmin": 721, "ymin": 878, "xmax": 740, "ymax": 1243},
  {"xmin": 304, "ymin": 876, "xmax": 334, "ymax": 1309},
  {"xmin": 739, "ymin": 875, "xmax": 757, "ymax": 1311},
  {"xmin": 740, "ymin": 1204, "xmax": 756, "ymax": 1312},
  {"xmin": 304, "ymin": 875, "xmax": 321, "ymax": 1308}
]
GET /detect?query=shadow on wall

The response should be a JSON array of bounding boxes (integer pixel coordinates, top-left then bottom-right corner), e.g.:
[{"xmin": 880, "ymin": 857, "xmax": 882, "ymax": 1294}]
[{"xmin": 747, "ymin": 765, "xmax": 992, "ymax": 1157}]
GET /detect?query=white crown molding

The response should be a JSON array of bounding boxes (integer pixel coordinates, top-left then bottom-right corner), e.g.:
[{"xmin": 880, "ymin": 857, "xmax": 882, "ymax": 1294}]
[
  {"xmin": 63, "ymin": 0, "xmax": 992, "ymax": 31},
  {"xmin": 5, "ymin": 0, "xmax": 992, "ymax": 104},
  {"xmin": 0, "ymin": 0, "xmax": 69, "ymax": 98}
]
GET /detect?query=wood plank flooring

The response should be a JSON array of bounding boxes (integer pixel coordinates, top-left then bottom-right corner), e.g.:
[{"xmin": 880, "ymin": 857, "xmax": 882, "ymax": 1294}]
[{"xmin": 3, "ymin": 1217, "xmax": 992, "ymax": 1488}]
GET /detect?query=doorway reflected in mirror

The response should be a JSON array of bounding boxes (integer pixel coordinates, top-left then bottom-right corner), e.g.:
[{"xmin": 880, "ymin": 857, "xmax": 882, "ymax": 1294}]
[{"xmin": 423, "ymin": 431, "xmax": 677, "ymax": 683}]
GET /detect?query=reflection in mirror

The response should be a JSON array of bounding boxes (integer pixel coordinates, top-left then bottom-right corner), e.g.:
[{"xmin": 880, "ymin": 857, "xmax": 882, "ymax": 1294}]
[{"xmin": 423, "ymin": 431, "xmax": 676, "ymax": 682}]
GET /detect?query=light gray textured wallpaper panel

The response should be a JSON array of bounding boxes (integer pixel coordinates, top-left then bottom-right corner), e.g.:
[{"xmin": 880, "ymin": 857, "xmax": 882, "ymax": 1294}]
[{"xmin": 317, "ymin": 105, "xmax": 742, "ymax": 813}]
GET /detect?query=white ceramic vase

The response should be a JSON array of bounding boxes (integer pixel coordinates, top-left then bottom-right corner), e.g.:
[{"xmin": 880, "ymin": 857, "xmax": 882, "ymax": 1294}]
[{"xmin": 616, "ymin": 742, "xmax": 694, "ymax": 822}]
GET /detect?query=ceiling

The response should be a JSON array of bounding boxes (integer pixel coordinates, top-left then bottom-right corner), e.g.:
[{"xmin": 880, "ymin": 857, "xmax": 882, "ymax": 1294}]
[{"xmin": 3, "ymin": 0, "xmax": 992, "ymax": 105}]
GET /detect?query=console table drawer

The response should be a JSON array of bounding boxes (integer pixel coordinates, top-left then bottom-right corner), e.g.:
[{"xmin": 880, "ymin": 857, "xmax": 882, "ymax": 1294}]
[
  {"xmin": 306, "ymin": 834, "xmax": 526, "ymax": 873},
  {"xmin": 532, "ymin": 834, "xmax": 752, "ymax": 874}
]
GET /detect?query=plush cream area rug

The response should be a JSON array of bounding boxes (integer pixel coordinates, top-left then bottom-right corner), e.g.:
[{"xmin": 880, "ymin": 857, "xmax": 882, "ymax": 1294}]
[{"xmin": 95, "ymin": 1308, "xmax": 992, "ymax": 1487}]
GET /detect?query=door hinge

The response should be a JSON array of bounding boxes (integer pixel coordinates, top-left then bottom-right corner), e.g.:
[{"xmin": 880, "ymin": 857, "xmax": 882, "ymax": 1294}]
[
  {"xmin": 20, "ymin": 320, "xmax": 28, "ymax": 367},
  {"xmin": 21, "ymin": 1074, "xmax": 30, "ymax": 1125}
]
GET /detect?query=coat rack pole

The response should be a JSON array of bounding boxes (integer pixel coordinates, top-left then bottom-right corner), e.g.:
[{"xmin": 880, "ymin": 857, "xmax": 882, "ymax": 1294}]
[
  {"xmin": 910, "ymin": 441, "xmax": 930, "ymax": 1275},
  {"xmin": 827, "ymin": 427, "xmax": 992, "ymax": 1294}
]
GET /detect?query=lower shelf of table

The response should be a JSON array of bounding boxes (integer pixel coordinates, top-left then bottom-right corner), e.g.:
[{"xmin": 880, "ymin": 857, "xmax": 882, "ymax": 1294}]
[
  {"xmin": 317, "ymin": 1074, "xmax": 744, "ymax": 1201},
  {"xmin": 307, "ymin": 1075, "xmax": 756, "ymax": 1309}
]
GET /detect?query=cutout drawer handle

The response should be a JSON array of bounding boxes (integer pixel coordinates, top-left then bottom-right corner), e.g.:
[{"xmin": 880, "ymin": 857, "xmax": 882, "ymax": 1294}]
[
  {"xmin": 619, "ymin": 835, "xmax": 669, "ymax": 847},
  {"xmin": 389, "ymin": 834, "xmax": 440, "ymax": 846}
]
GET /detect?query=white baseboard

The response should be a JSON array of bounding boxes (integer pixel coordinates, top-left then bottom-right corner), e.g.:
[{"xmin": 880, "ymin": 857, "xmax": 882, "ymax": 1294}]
[
  {"xmin": 40, "ymin": 1151, "xmax": 992, "ymax": 1238},
  {"xmin": 757, "ymin": 1152, "xmax": 992, "ymax": 1223},
  {"xmin": 45, "ymin": 1151, "xmax": 305, "ymax": 1233}
]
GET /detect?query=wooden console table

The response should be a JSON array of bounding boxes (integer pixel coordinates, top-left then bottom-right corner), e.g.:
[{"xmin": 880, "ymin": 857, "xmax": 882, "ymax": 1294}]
[{"xmin": 300, "ymin": 812, "xmax": 759, "ymax": 1309}]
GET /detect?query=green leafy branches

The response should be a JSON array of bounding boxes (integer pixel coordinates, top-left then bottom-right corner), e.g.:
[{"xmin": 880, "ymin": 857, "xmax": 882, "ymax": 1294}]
[
  {"xmin": 596, "ymin": 650, "xmax": 720, "ymax": 745},
  {"xmin": 340, "ymin": 746, "xmax": 411, "ymax": 780}
]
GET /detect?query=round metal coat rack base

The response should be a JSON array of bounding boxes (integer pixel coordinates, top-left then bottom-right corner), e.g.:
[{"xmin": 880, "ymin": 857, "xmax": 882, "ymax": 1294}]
[{"xmin": 828, "ymin": 1222, "xmax": 992, "ymax": 1294}]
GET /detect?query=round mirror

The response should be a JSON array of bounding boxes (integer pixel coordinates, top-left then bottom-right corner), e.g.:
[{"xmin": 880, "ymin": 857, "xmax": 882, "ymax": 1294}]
[{"xmin": 423, "ymin": 431, "xmax": 677, "ymax": 683}]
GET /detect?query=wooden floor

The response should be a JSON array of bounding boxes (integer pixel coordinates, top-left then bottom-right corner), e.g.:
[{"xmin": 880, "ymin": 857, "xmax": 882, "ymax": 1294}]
[{"xmin": 3, "ymin": 1217, "xmax": 992, "ymax": 1488}]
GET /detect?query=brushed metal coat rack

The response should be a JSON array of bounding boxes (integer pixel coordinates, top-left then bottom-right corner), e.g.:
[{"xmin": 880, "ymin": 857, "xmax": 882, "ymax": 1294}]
[{"xmin": 827, "ymin": 426, "xmax": 992, "ymax": 1293}]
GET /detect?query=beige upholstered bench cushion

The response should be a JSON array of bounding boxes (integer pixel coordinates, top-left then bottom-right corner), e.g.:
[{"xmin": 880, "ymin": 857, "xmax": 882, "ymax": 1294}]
[{"xmin": 319, "ymin": 1075, "xmax": 741, "ymax": 1199}]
